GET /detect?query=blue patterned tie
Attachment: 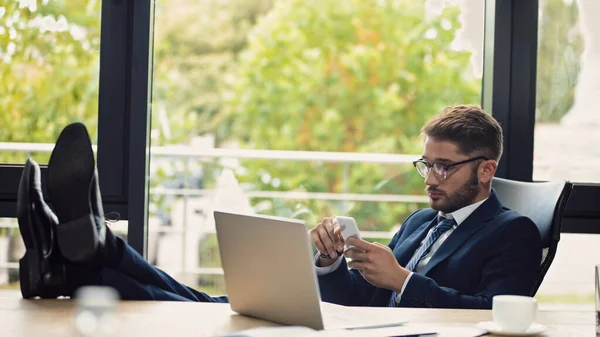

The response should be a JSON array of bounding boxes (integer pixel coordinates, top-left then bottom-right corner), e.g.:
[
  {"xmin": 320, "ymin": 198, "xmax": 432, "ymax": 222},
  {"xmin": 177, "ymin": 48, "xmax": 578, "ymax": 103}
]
[{"xmin": 388, "ymin": 217, "xmax": 456, "ymax": 307}]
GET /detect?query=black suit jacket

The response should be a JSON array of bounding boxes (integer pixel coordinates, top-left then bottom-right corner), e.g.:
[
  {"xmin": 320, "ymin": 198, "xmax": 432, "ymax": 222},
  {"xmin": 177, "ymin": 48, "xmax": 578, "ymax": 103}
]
[{"xmin": 318, "ymin": 190, "xmax": 542, "ymax": 309}]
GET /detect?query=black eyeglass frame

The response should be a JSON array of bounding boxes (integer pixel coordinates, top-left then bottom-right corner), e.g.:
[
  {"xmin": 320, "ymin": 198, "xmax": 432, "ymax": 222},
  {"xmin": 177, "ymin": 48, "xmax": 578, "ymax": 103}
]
[{"xmin": 412, "ymin": 156, "xmax": 490, "ymax": 180}]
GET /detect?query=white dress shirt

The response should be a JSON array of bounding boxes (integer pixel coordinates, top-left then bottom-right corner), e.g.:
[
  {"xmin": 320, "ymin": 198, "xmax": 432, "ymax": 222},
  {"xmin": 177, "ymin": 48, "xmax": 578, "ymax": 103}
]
[{"xmin": 314, "ymin": 197, "xmax": 489, "ymax": 304}]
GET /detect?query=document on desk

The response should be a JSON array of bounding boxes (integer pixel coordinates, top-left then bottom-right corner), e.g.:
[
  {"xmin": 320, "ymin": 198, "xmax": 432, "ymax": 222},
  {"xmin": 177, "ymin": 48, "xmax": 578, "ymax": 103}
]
[
  {"xmin": 223, "ymin": 326, "xmax": 430, "ymax": 336},
  {"xmin": 224, "ymin": 325, "xmax": 484, "ymax": 337},
  {"xmin": 347, "ymin": 325, "xmax": 486, "ymax": 337},
  {"xmin": 320, "ymin": 302, "xmax": 407, "ymax": 330}
]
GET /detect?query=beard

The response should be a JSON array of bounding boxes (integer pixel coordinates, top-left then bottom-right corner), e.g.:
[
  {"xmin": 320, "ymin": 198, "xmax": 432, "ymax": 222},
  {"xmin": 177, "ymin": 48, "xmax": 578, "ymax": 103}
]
[{"xmin": 428, "ymin": 167, "xmax": 480, "ymax": 213}]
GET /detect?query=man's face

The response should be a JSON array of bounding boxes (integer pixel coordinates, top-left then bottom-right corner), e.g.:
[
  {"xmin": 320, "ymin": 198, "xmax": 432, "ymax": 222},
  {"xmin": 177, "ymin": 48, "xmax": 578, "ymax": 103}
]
[{"xmin": 421, "ymin": 137, "xmax": 483, "ymax": 213}]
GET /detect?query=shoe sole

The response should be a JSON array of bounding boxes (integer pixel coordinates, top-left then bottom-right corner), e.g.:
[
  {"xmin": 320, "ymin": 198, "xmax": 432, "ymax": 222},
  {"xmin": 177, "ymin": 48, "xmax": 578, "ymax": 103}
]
[
  {"xmin": 17, "ymin": 159, "xmax": 40, "ymax": 298},
  {"xmin": 47, "ymin": 123, "xmax": 98, "ymax": 263},
  {"xmin": 18, "ymin": 252, "xmax": 40, "ymax": 299}
]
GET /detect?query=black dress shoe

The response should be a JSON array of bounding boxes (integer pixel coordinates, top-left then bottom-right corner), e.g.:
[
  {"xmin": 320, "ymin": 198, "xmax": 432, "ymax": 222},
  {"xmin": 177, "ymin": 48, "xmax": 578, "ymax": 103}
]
[
  {"xmin": 47, "ymin": 122, "xmax": 107, "ymax": 263},
  {"xmin": 17, "ymin": 158, "xmax": 69, "ymax": 298}
]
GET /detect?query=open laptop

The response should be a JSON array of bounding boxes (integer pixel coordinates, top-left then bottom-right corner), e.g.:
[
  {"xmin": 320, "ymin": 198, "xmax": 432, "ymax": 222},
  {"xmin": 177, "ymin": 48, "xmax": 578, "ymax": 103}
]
[{"xmin": 213, "ymin": 211, "xmax": 407, "ymax": 330}]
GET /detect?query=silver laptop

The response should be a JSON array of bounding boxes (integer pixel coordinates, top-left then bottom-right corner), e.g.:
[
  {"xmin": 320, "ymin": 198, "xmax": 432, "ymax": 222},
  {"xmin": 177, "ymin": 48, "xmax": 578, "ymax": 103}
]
[
  {"xmin": 213, "ymin": 211, "xmax": 406, "ymax": 330},
  {"xmin": 214, "ymin": 211, "xmax": 326, "ymax": 329}
]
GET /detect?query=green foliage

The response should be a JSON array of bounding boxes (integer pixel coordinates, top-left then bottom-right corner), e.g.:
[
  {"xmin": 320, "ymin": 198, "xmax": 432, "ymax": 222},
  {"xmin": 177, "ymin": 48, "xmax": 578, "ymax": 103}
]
[
  {"xmin": 536, "ymin": 0, "xmax": 584, "ymax": 123},
  {"xmin": 0, "ymin": 0, "xmax": 101, "ymax": 164},
  {"xmin": 152, "ymin": 0, "xmax": 274, "ymax": 146},
  {"xmin": 149, "ymin": 0, "xmax": 276, "ymax": 222},
  {"xmin": 222, "ymin": 0, "xmax": 480, "ymax": 230}
]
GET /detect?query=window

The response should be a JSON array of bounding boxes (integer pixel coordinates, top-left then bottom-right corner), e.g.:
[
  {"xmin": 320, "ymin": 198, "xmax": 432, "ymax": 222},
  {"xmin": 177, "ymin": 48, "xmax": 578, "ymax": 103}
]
[
  {"xmin": 534, "ymin": 0, "xmax": 600, "ymax": 184},
  {"xmin": 534, "ymin": 0, "xmax": 599, "ymax": 309},
  {"xmin": 0, "ymin": 0, "xmax": 103, "ymax": 291},
  {"xmin": 149, "ymin": 0, "xmax": 484, "ymax": 294},
  {"xmin": 0, "ymin": 0, "xmax": 101, "ymax": 165}
]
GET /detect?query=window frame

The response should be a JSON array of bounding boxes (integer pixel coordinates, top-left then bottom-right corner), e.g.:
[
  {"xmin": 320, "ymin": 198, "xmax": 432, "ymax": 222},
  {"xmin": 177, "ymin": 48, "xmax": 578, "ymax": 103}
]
[{"xmin": 482, "ymin": 0, "xmax": 538, "ymax": 183}]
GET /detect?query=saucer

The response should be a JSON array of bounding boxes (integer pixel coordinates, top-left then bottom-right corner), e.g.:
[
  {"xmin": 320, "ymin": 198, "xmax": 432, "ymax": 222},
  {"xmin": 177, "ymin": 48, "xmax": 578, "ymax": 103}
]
[{"xmin": 476, "ymin": 321, "xmax": 547, "ymax": 336}]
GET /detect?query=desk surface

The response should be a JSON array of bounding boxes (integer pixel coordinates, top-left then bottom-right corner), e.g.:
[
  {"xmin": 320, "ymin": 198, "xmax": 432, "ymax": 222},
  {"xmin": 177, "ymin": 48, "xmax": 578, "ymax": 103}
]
[{"xmin": 0, "ymin": 297, "xmax": 594, "ymax": 337}]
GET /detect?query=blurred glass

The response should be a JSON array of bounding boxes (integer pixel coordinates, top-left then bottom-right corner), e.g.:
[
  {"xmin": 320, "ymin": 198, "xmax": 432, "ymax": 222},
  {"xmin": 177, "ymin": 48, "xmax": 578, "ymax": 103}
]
[
  {"xmin": 74, "ymin": 286, "xmax": 120, "ymax": 337},
  {"xmin": 0, "ymin": 1, "xmax": 102, "ymax": 164},
  {"xmin": 534, "ymin": 0, "xmax": 600, "ymax": 183},
  {"xmin": 149, "ymin": 0, "xmax": 484, "ymax": 294}
]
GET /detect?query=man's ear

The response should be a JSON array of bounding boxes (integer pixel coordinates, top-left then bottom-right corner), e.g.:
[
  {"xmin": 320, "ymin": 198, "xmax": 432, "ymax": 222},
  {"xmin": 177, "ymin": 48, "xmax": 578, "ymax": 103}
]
[{"xmin": 479, "ymin": 160, "xmax": 497, "ymax": 184}]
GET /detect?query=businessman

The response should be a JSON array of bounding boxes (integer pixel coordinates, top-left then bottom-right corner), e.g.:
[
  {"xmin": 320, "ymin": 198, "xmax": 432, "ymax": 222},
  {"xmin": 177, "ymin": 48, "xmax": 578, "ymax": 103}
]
[
  {"xmin": 312, "ymin": 105, "xmax": 541, "ymax": 309},
  {"xmin": 17, "ymin": 105, "xmax": 541, "ymax": 309}
]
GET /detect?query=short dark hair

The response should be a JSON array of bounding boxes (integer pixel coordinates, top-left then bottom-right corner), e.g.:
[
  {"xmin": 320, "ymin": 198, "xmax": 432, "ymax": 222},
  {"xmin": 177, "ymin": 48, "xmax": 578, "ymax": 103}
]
[{"xmin": 421, "ymin": 105, "xmax": 503, "ymax": 162}]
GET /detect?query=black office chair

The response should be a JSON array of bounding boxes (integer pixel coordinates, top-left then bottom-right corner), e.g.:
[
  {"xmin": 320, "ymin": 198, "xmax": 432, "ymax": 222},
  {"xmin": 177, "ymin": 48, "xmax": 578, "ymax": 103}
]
[{"xmin": 491, "ymin": 177, "xmax": 573, "ymax": 296}]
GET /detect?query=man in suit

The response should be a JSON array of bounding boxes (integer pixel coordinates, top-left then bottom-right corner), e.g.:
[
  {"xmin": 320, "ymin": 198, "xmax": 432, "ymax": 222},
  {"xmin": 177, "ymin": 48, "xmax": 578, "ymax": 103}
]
[
  {"xmin": 17, "ymin": 105, "xmax": 541, "ymax": 308},
  {"xmin": 311, "ymin": 105, "xmax": 542, "ymax": 309}
]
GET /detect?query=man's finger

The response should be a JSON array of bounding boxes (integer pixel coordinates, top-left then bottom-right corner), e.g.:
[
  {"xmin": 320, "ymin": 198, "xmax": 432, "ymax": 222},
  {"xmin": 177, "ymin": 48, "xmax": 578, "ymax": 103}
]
[
  {"xmin": 324, "ymin": 218, "xmax": 343, "ymax": 251},
  {"xmin": 333, "ymin": 225, "xmax": 343, "ymax": 237},
  {"xmin": 344, "ymin": 248, "xmax": 368, "ymax": 262},
  {"xmin": 373, "ymin": 242, "xmax": 392, "ymax": 251},
  {"xmin": 348, "ymin": 260, "xmax": 368, "ymax": 271},
  {"xmin": 345, "ymin": 237, "xmax": 372, "ymax": 251},
  {"xmin": 317, "ymin": 227, "xmax": 338, "ymax": 258},
  {"xmin": 311, "ymin": 231, "xmax": 327, "ymax": 253},
  {"xmin": 311, "ymin": 229, "xmax": 329, "ymax": 251},
  {"xmin": 332, "ymin": 225, "xmax": 345, "ymax": 247}
]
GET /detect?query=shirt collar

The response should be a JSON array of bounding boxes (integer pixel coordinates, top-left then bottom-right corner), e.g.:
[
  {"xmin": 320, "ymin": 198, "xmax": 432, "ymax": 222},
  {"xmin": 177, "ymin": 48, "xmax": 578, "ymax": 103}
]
[{"xmin": 438, "ymin": 197, "xmax": 489, "ymax": 226}]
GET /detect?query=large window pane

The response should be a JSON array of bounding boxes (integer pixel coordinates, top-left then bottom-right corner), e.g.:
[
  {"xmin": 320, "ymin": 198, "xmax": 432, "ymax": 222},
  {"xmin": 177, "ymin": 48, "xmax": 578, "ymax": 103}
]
[
  {"xmin": 149, "ymin": 0, "xmax": 483, "ymax": 294},
  {"xmin": 0, "ymin": 0, "xmax": 101, "ymax": 164},
  {"xmin": 534, "ymin": 0, "xmax": 600, "ymax": 183},
  {"xmin": 534, "ymin": 0, "xmax": 599, "ymax": 309},
  {"xmin": 0, "ymin": 0, "xmax": 102, "ymax": 291}
]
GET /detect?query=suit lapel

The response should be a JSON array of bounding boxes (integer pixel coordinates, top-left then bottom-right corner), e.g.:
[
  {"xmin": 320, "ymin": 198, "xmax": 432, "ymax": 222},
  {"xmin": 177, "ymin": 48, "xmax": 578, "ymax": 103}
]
[
  {"xmin": 420, "ymin": 190, "xmax": 504, "ymax": 276},
  {"xmin": 394, "ymin": 216, "xmax": 438, "ymax": 267}
]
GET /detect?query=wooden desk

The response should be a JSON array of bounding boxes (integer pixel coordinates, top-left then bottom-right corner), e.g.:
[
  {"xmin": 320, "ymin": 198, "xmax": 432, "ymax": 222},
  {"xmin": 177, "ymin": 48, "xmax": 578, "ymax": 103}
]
[{"xmin": 0, "ymin": 297, "xmax": 594, "ymax": 336}]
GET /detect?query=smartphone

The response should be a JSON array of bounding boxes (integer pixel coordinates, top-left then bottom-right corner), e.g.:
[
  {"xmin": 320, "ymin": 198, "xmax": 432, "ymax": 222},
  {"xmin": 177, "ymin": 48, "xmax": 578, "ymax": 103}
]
[{"xmin": 335, "ymin": 216, "xmax": 361, "ymax": 249}]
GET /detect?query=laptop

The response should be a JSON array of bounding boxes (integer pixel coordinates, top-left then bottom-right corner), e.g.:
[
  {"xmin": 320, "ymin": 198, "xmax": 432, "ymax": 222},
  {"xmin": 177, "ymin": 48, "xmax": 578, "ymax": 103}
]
[{"xmin": 213, "ymin": 211, "xmax": 407, "ymax": 330}]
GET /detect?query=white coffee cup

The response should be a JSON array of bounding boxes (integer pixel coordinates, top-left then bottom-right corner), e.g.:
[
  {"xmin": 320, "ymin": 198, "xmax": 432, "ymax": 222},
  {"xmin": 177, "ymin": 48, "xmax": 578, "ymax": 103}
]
[{"xmin": 492, "ymin": 295, "xmax": 538, "ymax": 332}]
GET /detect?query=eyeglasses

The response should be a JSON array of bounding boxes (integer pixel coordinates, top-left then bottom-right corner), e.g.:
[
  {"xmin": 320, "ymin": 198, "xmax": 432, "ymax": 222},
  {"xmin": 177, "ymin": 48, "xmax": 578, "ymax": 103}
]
[{"xmin": 412, "ymin": 156, "xmax": 489, "ymax": 180}]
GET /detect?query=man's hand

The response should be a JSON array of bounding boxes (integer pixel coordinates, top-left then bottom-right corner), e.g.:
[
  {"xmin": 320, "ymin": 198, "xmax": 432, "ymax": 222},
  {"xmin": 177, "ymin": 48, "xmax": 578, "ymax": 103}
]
[
  {"xmin": 310, "ymin": 217, "xmax": 345, "ymax": 267},
  {"xmin": 344, "ymin": 237, "xmax": 410, "ymax": 293}
]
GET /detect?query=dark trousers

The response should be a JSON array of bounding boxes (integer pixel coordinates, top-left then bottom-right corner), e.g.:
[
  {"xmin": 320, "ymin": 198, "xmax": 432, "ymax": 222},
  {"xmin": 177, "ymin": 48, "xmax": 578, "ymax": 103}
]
[{"xmin": 99, "ymin": 239, "xmax": 228, "ymax": 303}]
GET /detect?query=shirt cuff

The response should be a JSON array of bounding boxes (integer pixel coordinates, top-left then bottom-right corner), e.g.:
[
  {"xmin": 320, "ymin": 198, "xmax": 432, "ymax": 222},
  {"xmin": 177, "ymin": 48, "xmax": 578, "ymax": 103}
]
[
  {"xmin": 314, "ymin": 253, "xmax": 344, "ymax": 276},
  {"xmin": 394, "ymin": 272, "xmax": 414, "ymax": 305}
]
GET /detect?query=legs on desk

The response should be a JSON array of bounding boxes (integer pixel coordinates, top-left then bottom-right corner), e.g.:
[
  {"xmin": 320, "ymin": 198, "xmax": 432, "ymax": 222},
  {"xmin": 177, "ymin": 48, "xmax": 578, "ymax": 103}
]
[
  {"xmin": 102, "ymin": 267, "xmax": 193, "ymax": 301},
  {"xmin": 15, "ymin": 122, "xmax": 229, "ymax": 302},
  {"xmin": 104, "ymin": 236, "xmax": 228, "ymax": 303}
]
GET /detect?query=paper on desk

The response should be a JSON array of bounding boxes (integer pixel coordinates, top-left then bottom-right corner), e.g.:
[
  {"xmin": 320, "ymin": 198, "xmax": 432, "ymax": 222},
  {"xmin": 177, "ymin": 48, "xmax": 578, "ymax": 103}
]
[
  {"xmin": 224, "ymin": 325, "xmax": 486, "ymax": 337},
  {"xmin": 352, "ymin": 325, "xmax": 486, "ymax": 337},
  {"xmin": 222, "ymin": 324, "xmax": 484, "ymax": 337},
  {"xmin": 223, "ymin": 326, "xmax": 316, "ymax": 337},
  {"xmin": 222, "ymin": 326, "xmax": 429, "ymax": 337},
  {"xmin": 320, "ymin": 302, "xmax": 407, "ymax": 330}
]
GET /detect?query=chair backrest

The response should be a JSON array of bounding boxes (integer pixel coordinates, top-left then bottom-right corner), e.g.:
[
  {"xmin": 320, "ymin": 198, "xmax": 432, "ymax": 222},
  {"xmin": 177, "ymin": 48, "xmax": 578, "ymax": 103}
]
[{"xmin": 491, "ymin": 177, "xmax": 573, "ymax": 296}]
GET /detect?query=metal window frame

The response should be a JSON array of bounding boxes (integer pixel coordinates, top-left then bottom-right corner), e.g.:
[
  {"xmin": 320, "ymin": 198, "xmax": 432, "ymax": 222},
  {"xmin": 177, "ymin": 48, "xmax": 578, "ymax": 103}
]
[
  {"xmin": 95, "ymin": 0, "xmax": 154, "ymax": 255},
  {"xmin": 482, "ymin": 0, "xmax": 538, "ymax": 183}
]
